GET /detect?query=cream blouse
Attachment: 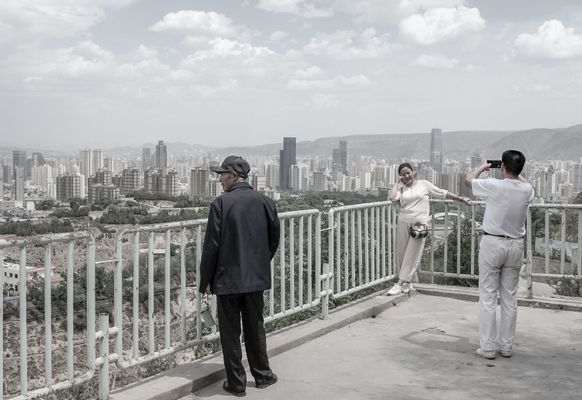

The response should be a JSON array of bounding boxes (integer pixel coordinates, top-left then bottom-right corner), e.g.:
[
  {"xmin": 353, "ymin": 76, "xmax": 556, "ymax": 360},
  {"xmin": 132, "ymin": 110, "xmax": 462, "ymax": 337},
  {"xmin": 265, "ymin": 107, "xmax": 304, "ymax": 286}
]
[{"xmin": 391, "ymin": 180, "xmax": 448, "ymax": 224}]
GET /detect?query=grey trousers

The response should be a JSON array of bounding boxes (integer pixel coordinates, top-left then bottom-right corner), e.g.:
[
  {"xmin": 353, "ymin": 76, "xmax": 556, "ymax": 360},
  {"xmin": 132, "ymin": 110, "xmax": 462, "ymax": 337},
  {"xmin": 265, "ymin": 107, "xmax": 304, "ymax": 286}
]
[
  {"xmin": 478, "ymin": 235, "xmax": 524, "ymax": 352},
  {"xmin": 395, "ymin": 219, "xmax": 426, "ymax": 282}
]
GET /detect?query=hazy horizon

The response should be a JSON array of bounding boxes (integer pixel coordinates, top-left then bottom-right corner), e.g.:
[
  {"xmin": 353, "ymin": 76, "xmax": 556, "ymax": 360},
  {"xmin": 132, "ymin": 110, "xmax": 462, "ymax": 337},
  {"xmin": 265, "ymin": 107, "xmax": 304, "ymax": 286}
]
[{"xmin": 2, "ymin": 0, "xmax": 582, "ymax": 149}]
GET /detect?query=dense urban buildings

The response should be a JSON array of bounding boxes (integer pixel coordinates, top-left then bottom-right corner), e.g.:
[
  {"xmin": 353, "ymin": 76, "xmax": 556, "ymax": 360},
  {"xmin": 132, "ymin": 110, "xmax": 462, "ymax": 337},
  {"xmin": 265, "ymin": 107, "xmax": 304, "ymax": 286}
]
[{"xmin": 3, "ymin": 130, "xmax": 582, "ymax": 212}]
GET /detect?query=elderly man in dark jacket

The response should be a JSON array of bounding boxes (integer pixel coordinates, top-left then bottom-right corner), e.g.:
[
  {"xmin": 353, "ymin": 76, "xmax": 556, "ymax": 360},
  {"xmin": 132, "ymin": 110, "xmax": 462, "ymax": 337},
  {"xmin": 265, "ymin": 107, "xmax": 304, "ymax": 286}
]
[{"xmin": 199, "ymin": 155, "xmax": 280, "ymax": 397}]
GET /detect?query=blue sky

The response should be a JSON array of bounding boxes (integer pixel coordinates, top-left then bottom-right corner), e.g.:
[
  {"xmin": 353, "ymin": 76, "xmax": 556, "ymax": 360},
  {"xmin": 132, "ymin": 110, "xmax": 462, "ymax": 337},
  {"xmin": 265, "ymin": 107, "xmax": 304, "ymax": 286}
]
[{"xmin": 1, "ymin": 0, "xmax": 582, "ymax": 149}]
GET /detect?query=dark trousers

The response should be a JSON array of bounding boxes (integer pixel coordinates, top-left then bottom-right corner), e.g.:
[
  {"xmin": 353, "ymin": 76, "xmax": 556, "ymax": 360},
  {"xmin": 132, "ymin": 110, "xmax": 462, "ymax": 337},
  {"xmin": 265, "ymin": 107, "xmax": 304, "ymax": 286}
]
[{"xmin": 217, "ymin": 291, "xmax": 273, "ymax": 389}]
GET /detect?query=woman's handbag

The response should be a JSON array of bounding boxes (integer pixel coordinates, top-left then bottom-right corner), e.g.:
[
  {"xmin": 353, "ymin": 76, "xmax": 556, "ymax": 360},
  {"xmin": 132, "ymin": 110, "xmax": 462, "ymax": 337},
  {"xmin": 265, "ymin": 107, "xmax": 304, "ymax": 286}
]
[{"xmin": 409, "ymin": 222, "xmax": 429, "ymax": 239}]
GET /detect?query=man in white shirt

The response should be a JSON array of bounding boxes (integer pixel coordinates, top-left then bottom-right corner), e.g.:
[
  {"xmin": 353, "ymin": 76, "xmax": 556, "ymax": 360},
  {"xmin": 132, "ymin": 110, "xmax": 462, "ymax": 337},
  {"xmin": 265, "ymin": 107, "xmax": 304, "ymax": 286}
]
[{"xmin": 465, "ymin": 150, "xmax": 534, "ymax": 360}]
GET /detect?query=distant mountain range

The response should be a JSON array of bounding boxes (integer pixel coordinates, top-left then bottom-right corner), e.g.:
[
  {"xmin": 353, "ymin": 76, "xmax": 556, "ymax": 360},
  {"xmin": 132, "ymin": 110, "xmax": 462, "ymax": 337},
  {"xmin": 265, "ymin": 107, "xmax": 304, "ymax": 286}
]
[
  {"xmin": 2, "ymin": 124, "xmax": 582, "ymax": 162},
  {"xmin": 220, "ymin": 124, "xmax": 582, "ymax": 162}
]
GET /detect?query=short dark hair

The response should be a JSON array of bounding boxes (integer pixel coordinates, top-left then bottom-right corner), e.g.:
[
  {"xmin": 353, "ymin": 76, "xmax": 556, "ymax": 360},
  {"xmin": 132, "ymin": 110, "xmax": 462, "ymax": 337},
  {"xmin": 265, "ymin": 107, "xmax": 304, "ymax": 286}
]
[
  {"xmin": 501, "ymin": 150, "xmax": 526, "ymax": 176},
  {"xmin": 398, "ymin": 162, "xmax": 414, "ymax": 175}
]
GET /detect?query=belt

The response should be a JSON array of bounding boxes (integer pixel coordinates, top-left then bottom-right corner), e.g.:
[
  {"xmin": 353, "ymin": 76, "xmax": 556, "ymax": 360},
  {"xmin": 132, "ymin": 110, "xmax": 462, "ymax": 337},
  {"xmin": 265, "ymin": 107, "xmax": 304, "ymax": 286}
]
[{"xmin": 483, "ymin": 231, "xmax": 522, "ymax": 240}]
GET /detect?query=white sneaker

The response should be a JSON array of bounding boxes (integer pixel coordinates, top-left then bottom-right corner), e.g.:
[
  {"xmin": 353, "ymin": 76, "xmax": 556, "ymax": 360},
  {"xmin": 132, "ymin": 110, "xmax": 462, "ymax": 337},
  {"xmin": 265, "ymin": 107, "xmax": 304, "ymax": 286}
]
[
  {"xmin": 402, "ymin": 282, "xmax": 413, "ymax": 294},
  {"xmin": 386, "ymin": 284, "xmax": 402, "ymax": 296},
  {"xmin": 476, "ymin": 348, "xmax": 496, "ymax": 359},
  {"xmin": 498, "ymin": 348, "xmax": 512, "ymax": 358}
]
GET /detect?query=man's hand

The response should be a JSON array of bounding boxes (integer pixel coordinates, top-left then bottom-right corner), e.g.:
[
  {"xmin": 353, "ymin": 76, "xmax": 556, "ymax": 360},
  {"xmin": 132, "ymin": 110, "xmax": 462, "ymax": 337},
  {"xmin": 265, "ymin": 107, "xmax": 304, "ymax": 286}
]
[
  {"xmin": 205, "ymin": 284, "xmax": 212, "ymax": 296},
  {"xmin": 465, "ymin": 161, "xmax": 491, "ymax": 188}
]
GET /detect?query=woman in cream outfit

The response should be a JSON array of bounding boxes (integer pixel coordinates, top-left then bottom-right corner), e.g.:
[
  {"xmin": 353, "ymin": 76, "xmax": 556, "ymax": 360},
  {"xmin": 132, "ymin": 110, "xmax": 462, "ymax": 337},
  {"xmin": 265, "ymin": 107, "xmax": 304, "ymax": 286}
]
[{"xmin": 386, "ymin": 163, "xmax": 470, "ymax": 295}]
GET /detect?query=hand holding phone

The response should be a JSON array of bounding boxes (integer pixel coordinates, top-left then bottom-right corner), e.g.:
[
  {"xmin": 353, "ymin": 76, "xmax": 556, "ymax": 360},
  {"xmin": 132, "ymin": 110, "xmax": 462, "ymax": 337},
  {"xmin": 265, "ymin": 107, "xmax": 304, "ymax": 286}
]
[{"xmin": 486, "ymin": 160, "xmax": 502, "ymax": 168}]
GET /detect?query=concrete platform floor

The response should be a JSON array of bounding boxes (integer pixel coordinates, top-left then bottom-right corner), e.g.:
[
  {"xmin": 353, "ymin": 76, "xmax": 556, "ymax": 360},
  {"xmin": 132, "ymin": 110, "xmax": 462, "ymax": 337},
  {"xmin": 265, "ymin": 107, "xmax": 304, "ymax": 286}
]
[{"xmin": 183, "ymin": 295, "xmax": 582, "ymax": 400}]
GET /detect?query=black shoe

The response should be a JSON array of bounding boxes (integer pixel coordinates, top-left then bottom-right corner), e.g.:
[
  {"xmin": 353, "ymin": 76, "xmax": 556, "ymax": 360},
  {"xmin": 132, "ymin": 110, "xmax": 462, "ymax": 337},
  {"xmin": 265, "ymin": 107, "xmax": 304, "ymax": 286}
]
[
  {"xmin": 223, "ymin": 381, "xmax": 246, "ymax": 397},
  {"xmin": 256, "ymin": 373, "xmax": 278, "ymax": 389}
]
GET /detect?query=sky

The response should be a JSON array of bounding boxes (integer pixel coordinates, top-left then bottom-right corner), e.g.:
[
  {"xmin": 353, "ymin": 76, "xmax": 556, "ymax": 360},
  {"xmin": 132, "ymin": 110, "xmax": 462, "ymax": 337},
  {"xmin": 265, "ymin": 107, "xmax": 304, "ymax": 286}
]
[{"xmin": 2, "ymin": 0, "xmax": 582, "ymax": 150}]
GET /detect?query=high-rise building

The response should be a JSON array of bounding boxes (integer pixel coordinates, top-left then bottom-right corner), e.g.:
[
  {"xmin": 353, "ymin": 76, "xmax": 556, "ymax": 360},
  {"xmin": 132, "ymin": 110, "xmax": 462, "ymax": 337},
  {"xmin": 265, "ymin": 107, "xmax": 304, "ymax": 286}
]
[
  {"xmin": 142, "ymin": 148, "xmax": 152, "ymax": 171},
  {"xmin": 572, "ymin": 161, "xmax": 582, "ymax": 191},
  {"xmin": 207, "ymin": 179, "xmax": 223, "ymax": 198},
  {"xmin": 470, "ymin": 152, "xmax": 482, "ymax": 170},
  {"xmin": 2, "ymin": 164, "xmax": 11, "ymax": 183},
  {"xmin": 14, "ymin": 166, "xmax": 24, "ymax": 201},
  {"xmin": 312, "ymin": 171, "xmax": 326, "ymax": 192},
  {"xmin": 12, "ymin": 150, "xmax": 27, "ymax": 180},
  {"xmin": 121, "ymin": 168, "xmax": 141, "ymax": 195},
  {"xmin": 190, "ymin": 168, "xmax": 208, "ymax": 197},
  {"xmin": 279, "ymin": 137, "xmax": 296, "ymax": 190},
  {"xmin": 265, "ymin": 164, "xmax": 279, "ymax": 189},
  {"xmin": 31, "ymin": 152, "xmax": 45, "ymax": 167},
  {"xmin": 155, "ymin": 140, "xmax": 168, "ymax": 169},
  {"xmin": 332, "ymin": 140, "xmax": 348, "ymax": 175},
  {"xmin": 430, "ymin": 128, "xmax": 443, "ymax": 173},
  {"xmin": 92, "ymin": 169, "xmax": 112, "ymax": 185},
  {"xmin": 92, "ymin": 149, "xmax": 103, "ymax": 172},
  {"xmin": 56, "ymin": 173, "xmax": 82, "ymax": 201},
  {"xmin": 144, "ymin": 168, "xmax": 178, "ymax": 196}
]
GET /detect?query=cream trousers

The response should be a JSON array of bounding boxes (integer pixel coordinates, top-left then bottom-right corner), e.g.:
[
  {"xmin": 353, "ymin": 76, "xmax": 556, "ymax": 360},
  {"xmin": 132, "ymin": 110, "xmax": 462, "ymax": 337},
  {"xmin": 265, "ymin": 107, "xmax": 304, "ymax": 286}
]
[
  {"xmin": 478, "ymin": 235, "xmax": 524, "ymax": 352},
  {"xmin": 395, "ymin": 219, "xmax": 426, "ymax": 282}
]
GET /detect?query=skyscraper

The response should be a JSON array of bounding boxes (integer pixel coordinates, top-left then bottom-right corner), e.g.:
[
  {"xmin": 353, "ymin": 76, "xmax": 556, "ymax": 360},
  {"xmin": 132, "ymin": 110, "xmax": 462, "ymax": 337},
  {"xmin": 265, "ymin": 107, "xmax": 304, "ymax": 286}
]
[
  {"xmin": 14, "ymin": 166, "xmax": 24, "ymax": 201},
  {"xmin": 332, "ymin": 140, "xmax": 348, "ymax": 175},
  {"xmin": 121, "ymin": 168, "xmax": 141, "ymax": 195},
  {"xmin": 56, "ymin": 173, "xmax": 82, "ymax": 201},
  {"xmin": 31, "ymin": 152, "xmax": 45, "ymax": 167},
  {"xmin": 430, "ymin": 128, "xmax": 443, "ymax": 173},
  {"xmin": 279, "ymin": 137, "xmax": 296, "ymax": 190},
  {"xmin": 190, "ymin": 168, "xmax": 208, "ymax": 197},
  {"xmin": 142, "ymin": 148, "xmax": 152, "ymax": 171},
  {"xmin": 92, "ymin": 149, "xmax": 104, "ymax": 172},
  {"xmin": 155, "ymin": 140, "xmax": 168, "ymax": 169},
  {"xmin": 12, "ymin": 150, "xmax": 27, "ymax": 180}
]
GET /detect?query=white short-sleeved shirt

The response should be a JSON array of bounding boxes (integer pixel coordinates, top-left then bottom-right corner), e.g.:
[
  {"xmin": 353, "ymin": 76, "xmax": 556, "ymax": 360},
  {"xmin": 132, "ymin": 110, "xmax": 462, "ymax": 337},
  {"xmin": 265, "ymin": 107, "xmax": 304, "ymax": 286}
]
[
  {"xmin": 393, "ymin": 179, "xmax": 448, "ymax": 224},
  {"xmin": 471, "ymin": 178, "xmax": 534, "ymax": 238}
]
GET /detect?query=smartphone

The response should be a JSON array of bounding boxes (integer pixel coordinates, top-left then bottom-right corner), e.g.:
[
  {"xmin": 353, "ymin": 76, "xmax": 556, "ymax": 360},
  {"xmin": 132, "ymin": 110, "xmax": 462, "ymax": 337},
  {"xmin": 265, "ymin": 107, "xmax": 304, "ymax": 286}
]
[{"xmin": 486, "ymin": 160, "xmax": 502, "ymax": 168}]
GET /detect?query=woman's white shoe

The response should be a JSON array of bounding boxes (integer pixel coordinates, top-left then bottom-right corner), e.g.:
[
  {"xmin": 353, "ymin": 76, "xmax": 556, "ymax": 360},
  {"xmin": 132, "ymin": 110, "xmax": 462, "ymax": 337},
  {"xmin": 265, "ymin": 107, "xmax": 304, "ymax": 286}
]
[
  {"xmin": 386, "ymin": 284, "xmax": 402, "ymax": 296},
  {"xmin": 402, "ymin": 283, "xmax": 413, "ymax": 294}
]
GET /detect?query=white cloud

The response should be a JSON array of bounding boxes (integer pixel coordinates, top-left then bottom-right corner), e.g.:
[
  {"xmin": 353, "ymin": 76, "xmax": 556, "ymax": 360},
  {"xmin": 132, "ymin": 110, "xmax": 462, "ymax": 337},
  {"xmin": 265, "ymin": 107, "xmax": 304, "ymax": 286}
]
[
  {"xmin": 286, "ymin": 74, "xmax": 370, "ymax": 90},
  {"xmin": 182, "ymin": 38, "xmax": 275, "ymax": 63},
  {"xmin": 399, "ymin": 6, "xmax": 485, "ymax": 45},
  {"xmin": 270, "ymin": 30, "xmax": 289, "ymax": 41},
  {"xmin": 295, "ymin": 66, "xmax": 326, "ymax": 79},
  {"xmin": 464, "ymin": 63, "xmax": 481, "ymax": 72},
  {"xmin": 514, "ymin": 20, "xmax": 582, "ymax": 60},
  {"xmin": 0, "ymin": 0, "xmax": 142, "ymax": 39},
  {"xmin": 150, "ymin": 10, "xmax": 237, "ymax": 36},
  {"xmin": 412, "ymin": 53, "xmax": 458, "ymax": 69},
  {"xmin": 399, "ymin": 0, "xmax": 466, "ymax": 14},
  {"xmin": 304, "ymin": 28, "xmax": 390, "ymax": 59},
  {"xmin": 257, "ymin": 0, "xmax": 333, "ymax": 18},
  {"xmin": 309, "ymin": 93, "xmax": 339, "ymax": 109}
]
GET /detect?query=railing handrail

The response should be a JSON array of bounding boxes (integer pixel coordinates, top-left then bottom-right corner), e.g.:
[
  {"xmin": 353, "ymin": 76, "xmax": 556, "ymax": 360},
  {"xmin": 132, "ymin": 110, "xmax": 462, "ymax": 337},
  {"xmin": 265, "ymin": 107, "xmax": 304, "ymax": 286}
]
[{"xmin": 2, "ymin": 200, "xmax": 581, "ymax": 400}]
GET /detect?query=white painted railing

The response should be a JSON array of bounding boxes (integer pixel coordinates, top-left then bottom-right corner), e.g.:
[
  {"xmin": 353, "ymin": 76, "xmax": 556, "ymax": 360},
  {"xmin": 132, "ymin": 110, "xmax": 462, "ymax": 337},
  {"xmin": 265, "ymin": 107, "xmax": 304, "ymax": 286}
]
[
  {"xmin": 1, "ymin": 202, "xmax": 580, "ymax": 399},
  {"xmin": 327, "ymin": 201, "xmax": 395, "ymax": 299}
]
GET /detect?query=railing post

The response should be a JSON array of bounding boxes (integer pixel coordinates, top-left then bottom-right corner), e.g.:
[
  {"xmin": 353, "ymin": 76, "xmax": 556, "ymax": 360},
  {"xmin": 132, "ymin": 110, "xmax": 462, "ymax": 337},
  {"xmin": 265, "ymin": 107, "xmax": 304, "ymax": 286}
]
[
  {"xmin": 99, "ymin": 314, "xmax": 110, "ymax": 400},
  {"xmin": 321, "ymin": 262, "xmax": 331, "ymax": 319},
  {"xmin": 526, "ymin": 207, "xmax": 533, "ymax": 299}
]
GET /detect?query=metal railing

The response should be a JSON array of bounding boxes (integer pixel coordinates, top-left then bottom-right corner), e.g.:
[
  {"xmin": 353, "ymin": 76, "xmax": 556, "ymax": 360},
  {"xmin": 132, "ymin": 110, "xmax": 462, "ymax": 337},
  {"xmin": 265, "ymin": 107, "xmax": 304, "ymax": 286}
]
[
  {"xmin": 0, "ymin": 232, "xmax": 98, "ymax": 400},
  {"xmin": 327, "ymin": 201, "xmax": 395, "ymax": 299},
  {"xmin": 1, "ymin": 201, "xmax": 581, "ymax": 399}
]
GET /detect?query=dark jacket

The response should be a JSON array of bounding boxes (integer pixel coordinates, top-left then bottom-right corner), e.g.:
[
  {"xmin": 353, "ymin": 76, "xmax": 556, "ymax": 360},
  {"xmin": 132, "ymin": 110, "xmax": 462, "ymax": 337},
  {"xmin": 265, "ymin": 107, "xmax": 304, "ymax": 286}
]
[{"xmin": 199, "ymin": 182, "xmax": 280, "ymax": 295}]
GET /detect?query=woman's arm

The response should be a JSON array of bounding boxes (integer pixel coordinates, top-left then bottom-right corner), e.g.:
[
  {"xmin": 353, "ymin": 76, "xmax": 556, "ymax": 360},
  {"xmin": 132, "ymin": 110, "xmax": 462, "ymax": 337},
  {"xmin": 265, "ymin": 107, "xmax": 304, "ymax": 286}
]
[
  {"xmin": 445, "ymin": 191, "xmax": 470, "ymax": 204},
  {"xmin": 388, "ymin": 180, "xmax": 401, "ymax": 201}
]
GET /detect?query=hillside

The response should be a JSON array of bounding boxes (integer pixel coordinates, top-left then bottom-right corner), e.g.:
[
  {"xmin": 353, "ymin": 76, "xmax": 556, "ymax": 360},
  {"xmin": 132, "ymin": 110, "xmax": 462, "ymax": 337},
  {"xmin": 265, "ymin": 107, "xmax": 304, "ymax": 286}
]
[{"xmin": 2, "ymin": 124, "xmax": 581, "ymax": 162}]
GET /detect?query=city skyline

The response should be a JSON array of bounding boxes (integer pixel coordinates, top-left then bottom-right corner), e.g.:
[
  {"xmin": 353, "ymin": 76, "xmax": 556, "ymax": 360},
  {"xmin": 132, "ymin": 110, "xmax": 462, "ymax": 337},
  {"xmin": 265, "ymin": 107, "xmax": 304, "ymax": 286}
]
[{"xmin": 2, "ymin": 1, "xmax": 582, "ymax": 149}]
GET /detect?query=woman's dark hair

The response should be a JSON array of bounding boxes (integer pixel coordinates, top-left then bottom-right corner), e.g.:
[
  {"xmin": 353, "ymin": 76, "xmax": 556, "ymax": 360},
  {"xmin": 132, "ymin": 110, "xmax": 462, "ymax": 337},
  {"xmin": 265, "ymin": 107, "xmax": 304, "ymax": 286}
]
[
  {"xmin": 398, "ymin": 162, "xmax": 414, "ymax": 175},
  {"xmin": 501, "ymin": 150, "xmax": 526, "ymax": 176}
]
